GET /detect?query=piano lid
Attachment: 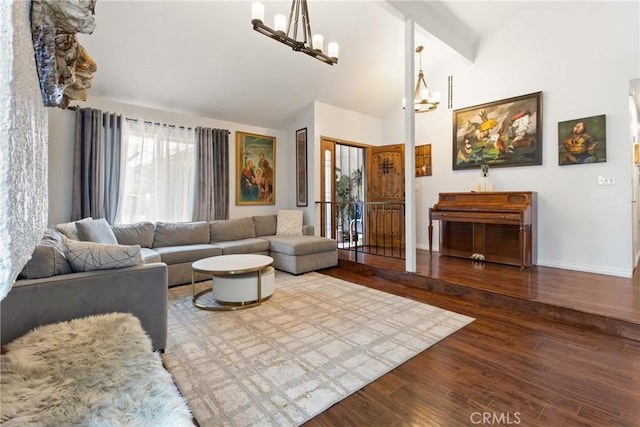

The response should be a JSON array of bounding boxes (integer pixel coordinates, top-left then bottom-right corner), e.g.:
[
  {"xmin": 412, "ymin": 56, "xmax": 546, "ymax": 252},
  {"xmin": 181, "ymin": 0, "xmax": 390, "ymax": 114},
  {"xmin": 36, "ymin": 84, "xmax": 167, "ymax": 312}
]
[{"xmin": 433, "ymin": 191, "xmax": 535, "ymax": 212}]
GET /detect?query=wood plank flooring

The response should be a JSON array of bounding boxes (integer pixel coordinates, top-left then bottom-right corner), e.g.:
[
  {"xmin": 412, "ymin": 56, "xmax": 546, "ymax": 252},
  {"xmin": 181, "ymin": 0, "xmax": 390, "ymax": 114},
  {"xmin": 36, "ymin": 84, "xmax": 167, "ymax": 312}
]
[
  {"xmin": 303, "ymin": 251, "xmax": 640, "ymax": 426},
  {"xmin": 338, "ymin": 249, "xmax": 640, "ymax": 340}
]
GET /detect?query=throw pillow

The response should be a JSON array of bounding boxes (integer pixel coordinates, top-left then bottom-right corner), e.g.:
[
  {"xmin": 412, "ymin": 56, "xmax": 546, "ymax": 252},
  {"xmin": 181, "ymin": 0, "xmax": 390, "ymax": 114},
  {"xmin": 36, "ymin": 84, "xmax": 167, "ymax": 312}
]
[
  {"xmin": 63, "ymin": 237, "xmax": 143, "ymax": 272},
  {"xmin": 76, "ymin": 218, "xmax": 118, "ymax": 244},
  {"xmin": 111, "ymin": 221, "xmax": 155, "ymax": 248},
  {"xmin": 55, "ymin": 217, "xmax": 93, "ymax": 240},
  {"xmin": 276, "ymin": 209, "xmax": 303, "ymax": 236},
  {"xmin": 18, "ymin": 229, "xmax": 72, "ymax": 279}
]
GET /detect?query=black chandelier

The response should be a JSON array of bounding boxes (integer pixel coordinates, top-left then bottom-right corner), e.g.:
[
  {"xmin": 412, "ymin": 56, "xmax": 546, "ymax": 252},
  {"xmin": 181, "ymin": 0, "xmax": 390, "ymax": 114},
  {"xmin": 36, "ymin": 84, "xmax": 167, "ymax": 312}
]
[{"xmin": 251, "ymin": 1, "xmax": 339, "ymax": 66}]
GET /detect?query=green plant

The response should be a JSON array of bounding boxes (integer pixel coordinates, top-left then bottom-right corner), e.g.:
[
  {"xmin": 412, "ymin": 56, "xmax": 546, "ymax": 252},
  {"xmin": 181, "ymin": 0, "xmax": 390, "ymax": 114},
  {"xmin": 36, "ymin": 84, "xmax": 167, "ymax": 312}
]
[{"xmin": 336, "ymin": 167, "xmax": 364, "ymax": 230}]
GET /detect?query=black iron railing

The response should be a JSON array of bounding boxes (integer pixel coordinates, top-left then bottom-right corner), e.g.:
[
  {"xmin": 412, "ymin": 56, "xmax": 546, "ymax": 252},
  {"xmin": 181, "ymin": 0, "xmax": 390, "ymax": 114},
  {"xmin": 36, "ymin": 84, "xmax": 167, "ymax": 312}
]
[{"xmin": 316, "ymin": 201, "xmax": 406, "ymax": 260}]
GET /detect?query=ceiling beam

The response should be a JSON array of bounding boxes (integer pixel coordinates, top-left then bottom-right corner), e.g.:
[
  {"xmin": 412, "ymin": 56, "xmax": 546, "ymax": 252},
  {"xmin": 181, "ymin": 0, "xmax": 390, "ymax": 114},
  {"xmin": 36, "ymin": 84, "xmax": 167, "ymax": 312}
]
[{"xmin": 387, "ymin": 0, "xmax": 477, "ymax": 63}]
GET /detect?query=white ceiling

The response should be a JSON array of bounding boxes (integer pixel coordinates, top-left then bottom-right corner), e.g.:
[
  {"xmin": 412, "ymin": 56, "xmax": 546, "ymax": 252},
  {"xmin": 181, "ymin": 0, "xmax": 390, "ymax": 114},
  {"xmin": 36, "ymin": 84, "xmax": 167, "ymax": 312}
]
[{"xmin": 78, "ymin": 1, "xmax": 523, "ymax": 129}]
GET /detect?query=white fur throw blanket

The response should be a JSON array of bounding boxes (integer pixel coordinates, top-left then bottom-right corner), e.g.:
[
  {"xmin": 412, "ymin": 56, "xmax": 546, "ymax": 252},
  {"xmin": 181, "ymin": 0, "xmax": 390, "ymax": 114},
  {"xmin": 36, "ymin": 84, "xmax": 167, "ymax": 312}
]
[{"xmin": 1, "ymin": 313, "xmax": 192, "ymax": 426}]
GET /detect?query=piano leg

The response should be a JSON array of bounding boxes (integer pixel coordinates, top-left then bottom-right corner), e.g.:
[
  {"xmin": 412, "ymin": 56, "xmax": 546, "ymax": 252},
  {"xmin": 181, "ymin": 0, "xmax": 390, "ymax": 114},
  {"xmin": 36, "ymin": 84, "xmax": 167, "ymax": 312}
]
[
  {"xmin": 520, "ymin": 224, "xmax": 526, "ymax": 269},
  {"xmin": 428, "ymin": 218, "xmax": 433, "ymax": 254}
]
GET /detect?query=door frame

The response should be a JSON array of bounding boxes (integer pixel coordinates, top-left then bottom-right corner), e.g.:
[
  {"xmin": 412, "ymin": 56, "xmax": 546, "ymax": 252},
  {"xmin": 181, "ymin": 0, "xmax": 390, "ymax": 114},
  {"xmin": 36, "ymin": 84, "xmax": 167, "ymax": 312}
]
[{"xmin": 319, "ymin": 136, "xmax": 369, "ymax": 239}]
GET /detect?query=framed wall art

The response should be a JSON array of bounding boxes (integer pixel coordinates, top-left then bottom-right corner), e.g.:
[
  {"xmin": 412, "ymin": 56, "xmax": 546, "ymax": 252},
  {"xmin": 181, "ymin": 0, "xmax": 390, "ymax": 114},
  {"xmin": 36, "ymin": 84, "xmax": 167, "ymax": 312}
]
[
  {"xmin": 236, "ymin": 131, "xmax": 276, "ymax": 205},
  {"xmin": 295, "ymin": 128, "xmax": 308, "ymax": 207},
  {"xmin": 415, "ymin": 144, "xmax": 432, "ymax": 177},
  {"xmin": 558, "ymin": 114, "xmax": 606, "ymax": 165},
  {"xmin": 452, "ymin": 91, "xmax": 542, "ymax": 170}
]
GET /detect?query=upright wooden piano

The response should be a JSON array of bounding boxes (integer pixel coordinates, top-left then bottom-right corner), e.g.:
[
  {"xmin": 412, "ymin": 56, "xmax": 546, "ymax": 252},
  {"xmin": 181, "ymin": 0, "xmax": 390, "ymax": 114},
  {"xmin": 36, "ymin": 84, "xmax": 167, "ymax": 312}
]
[{"xmin": 428, "ymin": 192, "xmax": 537, "ymax": 268}]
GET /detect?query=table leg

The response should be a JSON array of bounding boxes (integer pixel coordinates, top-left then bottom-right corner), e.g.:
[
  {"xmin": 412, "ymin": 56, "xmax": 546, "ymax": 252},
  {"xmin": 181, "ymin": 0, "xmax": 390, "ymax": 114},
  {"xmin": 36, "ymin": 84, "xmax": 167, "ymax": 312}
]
[{"xmin": 257, "ymin": 268, "xmax": 262, "ymax": 305}]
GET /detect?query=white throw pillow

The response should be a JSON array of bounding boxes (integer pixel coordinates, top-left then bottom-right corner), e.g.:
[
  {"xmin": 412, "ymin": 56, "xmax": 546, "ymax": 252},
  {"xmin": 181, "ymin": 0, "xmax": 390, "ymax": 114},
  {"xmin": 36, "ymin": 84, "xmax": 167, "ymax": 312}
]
[
  {"xmin": 276, "ymin": 210, "xmax": 303, "ymax": 236},
  {"xmin": 63, "ymin": 237, "xmax": 143, "ymax": 272},
  {"xmin": 76, "ymin": 218, "xmax": 118, "ymax": 244}
]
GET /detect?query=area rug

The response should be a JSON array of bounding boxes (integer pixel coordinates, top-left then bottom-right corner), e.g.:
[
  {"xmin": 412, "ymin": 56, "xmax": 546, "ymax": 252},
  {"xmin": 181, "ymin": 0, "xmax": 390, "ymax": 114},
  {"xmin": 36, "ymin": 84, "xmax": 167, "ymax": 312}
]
[
  {"xmin": 163, "ymin": 271, "xmax": 474, "ymax": 426},
  {"xmin": 1, "ymin": 312, "xmax": 193, "ymax": 427}
]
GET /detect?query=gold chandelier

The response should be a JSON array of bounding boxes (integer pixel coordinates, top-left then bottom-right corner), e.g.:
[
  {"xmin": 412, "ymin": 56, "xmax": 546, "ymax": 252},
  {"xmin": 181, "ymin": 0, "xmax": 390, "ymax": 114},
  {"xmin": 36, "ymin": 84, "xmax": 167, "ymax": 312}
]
[
  {"xmin": 251, "ymin": 1, "xmax": 339, "ymax": 66},
  {"xmin": 413, "ymin": 46, "xmax": 439, "ymax": 112}
]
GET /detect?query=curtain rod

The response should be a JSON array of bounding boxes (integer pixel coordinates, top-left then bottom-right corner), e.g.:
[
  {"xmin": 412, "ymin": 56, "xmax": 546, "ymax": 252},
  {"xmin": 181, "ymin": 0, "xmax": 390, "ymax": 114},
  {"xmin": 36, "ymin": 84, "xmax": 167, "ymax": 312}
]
[
  {"xmin": 125, "ymin": 117, "xmax": 230, "ymax": 134},
  {"xmin": 125, "ymin": 117, "xmax": 193, "ymax": 130}
]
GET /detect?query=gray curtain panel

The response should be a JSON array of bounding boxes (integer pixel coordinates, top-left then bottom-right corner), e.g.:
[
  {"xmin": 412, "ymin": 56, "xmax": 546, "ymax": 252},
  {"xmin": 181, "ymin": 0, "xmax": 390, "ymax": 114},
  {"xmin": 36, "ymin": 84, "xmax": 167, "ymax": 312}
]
[
  {"xmin": 72, "ymin": 108, "xmax": 122, "ymax": 223},
  {"xmin": 193, "ymin": 127, "xmax": 229, "ymax": 221}
]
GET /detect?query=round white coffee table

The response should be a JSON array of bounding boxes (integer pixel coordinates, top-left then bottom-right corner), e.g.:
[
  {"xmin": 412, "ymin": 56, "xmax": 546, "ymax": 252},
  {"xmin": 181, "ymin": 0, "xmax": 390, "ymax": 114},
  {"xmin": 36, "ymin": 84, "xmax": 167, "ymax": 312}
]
[{"xmin": 191, "ymin": 254, "xmax": 274, "ymax": 311}]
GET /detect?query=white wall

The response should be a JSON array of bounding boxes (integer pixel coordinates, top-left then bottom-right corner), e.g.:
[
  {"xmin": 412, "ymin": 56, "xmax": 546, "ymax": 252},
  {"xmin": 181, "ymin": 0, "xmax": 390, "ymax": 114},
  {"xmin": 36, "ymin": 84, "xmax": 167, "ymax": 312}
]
[
  {"xmin": 0, "ymin": 0, "xmax": 48, "ymax": 298},
  {"xmin": 48, "ymin": 97, "xmax": 290, "ymax": 225},
  {"xmin": 383, "ymin": 1, "xmax": 640, "ymax": 277},
  {"xmin": 631, "ymin": 78, "xmax": 640, "ymax": 265}
]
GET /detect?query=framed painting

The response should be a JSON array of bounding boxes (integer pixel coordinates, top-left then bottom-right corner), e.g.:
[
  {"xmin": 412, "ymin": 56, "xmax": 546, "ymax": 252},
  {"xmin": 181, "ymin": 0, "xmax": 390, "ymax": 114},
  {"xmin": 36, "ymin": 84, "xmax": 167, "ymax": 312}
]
[
  {"xmin": 452, "ymin": 91, "xmax": 542, "ymax": 170},
  {"xmin": 558, "ymin": 114, "xmax": 606, "ymax": 165},
  {"xmin": 295, "ymin": 128, "xmax": 308, "ymax": 207},
  {"xmin": 236, "ymin": 131, "xmax": 276, "ymax": 205},
  {"xmin": 415, "ymin": 144, "xmax": 432, "ymax": 177}
]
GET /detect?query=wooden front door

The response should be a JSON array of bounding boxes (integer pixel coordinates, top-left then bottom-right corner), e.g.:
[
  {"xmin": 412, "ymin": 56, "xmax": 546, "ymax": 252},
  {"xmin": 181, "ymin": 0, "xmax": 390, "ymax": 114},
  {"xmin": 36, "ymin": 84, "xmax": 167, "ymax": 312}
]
[{"xmin": 366, "ymin": 144, "xmax": 405, "ymax": 248}]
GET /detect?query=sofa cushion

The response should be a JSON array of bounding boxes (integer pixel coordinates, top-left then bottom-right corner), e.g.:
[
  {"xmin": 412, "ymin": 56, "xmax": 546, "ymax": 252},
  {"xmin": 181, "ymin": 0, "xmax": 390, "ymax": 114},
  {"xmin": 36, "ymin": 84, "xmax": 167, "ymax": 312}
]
[
  {"xmin": 153, "ymin": 222, "xmax": 210, "ymax": 248},
  {"xmin": 153, "ymin": 244, "xmax": 222, "ymax": 265},
  {"xmin": 111, "ymin": 221, "xmax": 155, "ymax": 248},
  {"xmin": 276, "ymin": 210, "xmax": 303, "ymax": 236},
  {"xmin": 253, "ymin": 215, "xmax": 277, "ymax": 237},
  {"xmin": 213, "ymin": 238, "xmax": 270, "ymax": 255},
  {"xmin": 210, "ymin": 217, "xmax": 255, "ymax": 243},
  {"xmin": 263, "ymin": 235, "xmax": 337, "ymax": 256},
  {"xmin": 76, "ymin": 218, "xmax": 118, "ymax": 244},
  {"xmin": 18, "ymin": 230, "xmax": 72, "ymax": 279},
  {"xmin": 64, "ymin": 238, "xmax": 143, "ymax": 272},
  {"xmin": 55, "ymin": 217, "xmax": 93, "ymax": 240},
  {"xmin": 140, "ymin": 248, "xmax": 162, "ymax": 263}
]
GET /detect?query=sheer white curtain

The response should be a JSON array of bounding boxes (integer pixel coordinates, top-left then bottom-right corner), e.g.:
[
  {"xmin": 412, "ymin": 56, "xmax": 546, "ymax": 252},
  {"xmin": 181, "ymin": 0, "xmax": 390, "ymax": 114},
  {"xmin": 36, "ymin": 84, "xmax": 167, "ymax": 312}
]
[{"xmin": 117, "ymin": 120, "xmax": 195, "ymax": 224}]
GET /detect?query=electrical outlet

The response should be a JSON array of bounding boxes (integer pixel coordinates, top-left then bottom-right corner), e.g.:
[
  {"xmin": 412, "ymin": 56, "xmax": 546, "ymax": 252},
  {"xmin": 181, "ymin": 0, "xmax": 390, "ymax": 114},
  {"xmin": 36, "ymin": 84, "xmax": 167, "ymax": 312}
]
[{"xmin": 598, "ymin": 175, "xmax": 616, "ymax": 186}]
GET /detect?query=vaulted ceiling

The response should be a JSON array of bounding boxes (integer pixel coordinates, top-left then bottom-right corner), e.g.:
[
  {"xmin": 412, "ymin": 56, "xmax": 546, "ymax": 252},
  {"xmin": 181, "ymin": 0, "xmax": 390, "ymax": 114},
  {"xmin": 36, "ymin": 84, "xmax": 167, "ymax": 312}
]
[{"xmin": 78, "ymin": 1, "xmax": 525, "ymax": 128}]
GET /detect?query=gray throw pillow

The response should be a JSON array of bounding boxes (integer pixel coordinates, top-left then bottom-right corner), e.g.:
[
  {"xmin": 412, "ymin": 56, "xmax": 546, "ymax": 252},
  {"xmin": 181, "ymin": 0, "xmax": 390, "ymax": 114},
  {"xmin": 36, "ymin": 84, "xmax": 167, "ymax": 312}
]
[
  {"xmin": 153, "ymin": 222, "xmax": 210, "ymax": 248},
  {"xmin": 63, "ymin": 237, "xmax": 143, "ymax": 272},
  {"xmin": 55, "ymin": 217, "xmax": 93, "ymax": 240},
  {"xmin": 111, "ymin": 221, "xmax": 155, "ymax": 248},
  {"xmin": 18, "ymin": 229, "xmax": 72, "ymax": 279},
  {"xmin": 76, "ymin": 218, "xmax": 118, "ymax": 244},
  {"xmin": 210, "ymin": 217, "xmax": 256, "ymax": 242}
]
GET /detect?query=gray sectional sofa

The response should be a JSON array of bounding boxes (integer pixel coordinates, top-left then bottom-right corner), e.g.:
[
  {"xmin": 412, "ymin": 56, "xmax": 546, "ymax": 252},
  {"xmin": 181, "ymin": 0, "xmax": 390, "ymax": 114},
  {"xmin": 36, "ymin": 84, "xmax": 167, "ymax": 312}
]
[
  {"xmin": 141, "ymin": 214, "xmax": 338, "ymax": 286},
  {"xmin": 0, "ymin": 213, "xmax": 337, "ymax": 352}
]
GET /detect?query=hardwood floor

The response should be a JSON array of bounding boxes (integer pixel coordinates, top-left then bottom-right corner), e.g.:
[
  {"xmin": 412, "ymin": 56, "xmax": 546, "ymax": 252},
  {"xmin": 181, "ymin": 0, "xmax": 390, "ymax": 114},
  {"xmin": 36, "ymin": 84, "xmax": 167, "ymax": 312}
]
[{"xmin": 304, "ymin": 251, "xmax": 640, "ymax": 426}]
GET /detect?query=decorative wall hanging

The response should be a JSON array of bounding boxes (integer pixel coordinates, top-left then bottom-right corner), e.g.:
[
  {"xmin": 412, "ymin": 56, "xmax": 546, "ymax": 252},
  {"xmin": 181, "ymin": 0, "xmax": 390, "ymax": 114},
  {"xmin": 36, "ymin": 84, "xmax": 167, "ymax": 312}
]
[
  {"xmin": 558, "ymin": 114, "xmax": 606, "ymax": 165},
  {"xmin": 452, "ymin": 91, "xmax": 542, "ymax": 170},
  {"xmin": 415, "ymin": 144, "xmax": 432, "ymax": 177},
  {"xmin": 236, "ymin": 131, "xmax": 276, "ymax": 205},
  {"xmin": 295, "ymin": 128, "xmax": 308, "ymax": 207},
  {"xmin": 31, "ymin": 0, "xmax": 98, "ymax": 108}
]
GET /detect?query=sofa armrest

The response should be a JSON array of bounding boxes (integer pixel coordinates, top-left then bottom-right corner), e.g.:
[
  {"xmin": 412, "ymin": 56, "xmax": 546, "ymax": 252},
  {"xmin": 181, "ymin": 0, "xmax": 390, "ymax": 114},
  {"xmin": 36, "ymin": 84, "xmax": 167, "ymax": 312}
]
[
  {"xmin": 0, "ymin": 263, "xmax": 169, "ymax": 351},
  {"xmin": 302, "ymin": 224, "xmax": 314, "ymax": 236}
]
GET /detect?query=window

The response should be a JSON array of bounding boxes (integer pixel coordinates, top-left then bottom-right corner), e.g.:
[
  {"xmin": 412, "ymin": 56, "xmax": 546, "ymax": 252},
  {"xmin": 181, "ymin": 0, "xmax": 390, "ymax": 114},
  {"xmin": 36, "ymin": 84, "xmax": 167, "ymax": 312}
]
[{"xmin": 117, "ymin": 121, "xmax": 195, "ymax": 224}]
